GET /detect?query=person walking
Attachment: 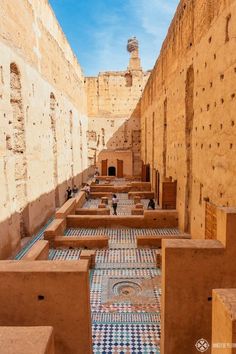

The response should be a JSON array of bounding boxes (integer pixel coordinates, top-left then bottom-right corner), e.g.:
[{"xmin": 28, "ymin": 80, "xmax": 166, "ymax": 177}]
[
  {"xmin": 66, "ymin": 186, "xmax": 72, "ymax": 200},
  {"xmin": 112, "ymin": 194, "xmax": 119, "ymax": 215},
  {"xmin": 72, "ymin": 185, "xmax": 78, "ymax": 196},
  {"xmin": 147, "ymin": 198, "xmax": 155, "ymax": 210},
  {"xmin": 84, "ymin": 184, "xmax": 91, "ymax": 201}
]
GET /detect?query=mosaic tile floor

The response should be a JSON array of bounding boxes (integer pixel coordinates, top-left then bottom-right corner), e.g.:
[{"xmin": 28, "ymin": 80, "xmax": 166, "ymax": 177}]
[
  {"xmin": 65, "ymin": 227, "xmax": 180, "ymax": 249},
  {"xmin": 98, "ymin": 178, "xmax": 136, "ymax": 186},
  {"xmin": 15, "ymin": 184, "xmax": 163, "ymax": 353},
  {"xmin": 92, "ymin": 323, "xmax": 160, "ymax": 353},
  {"xmin": 49, "ymin": 248, "xmax": 81, "ymax": 260},
  {"xmin": 65, "ymin": 227, "xmax": 179, "ymax": 237},
  {"xmin": 95, "ymin": 249, "xmax": 157, "ymax": 269},
  {"xmin": 83, "ymin": 194, "xmax": 149, "ymax": 215},
  {"xmin": 91, "ymin": 266, "xmax": 161, "ymax": 353},
  {"xmin": 88, "ymin": 192, "xmax": 161, "ymax": 352}
]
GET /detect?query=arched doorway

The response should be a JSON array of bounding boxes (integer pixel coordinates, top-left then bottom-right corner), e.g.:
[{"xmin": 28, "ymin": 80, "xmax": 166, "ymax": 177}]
[{"xmin": 108, "ymin": 166, "xmax": 116, "ymax": 176}]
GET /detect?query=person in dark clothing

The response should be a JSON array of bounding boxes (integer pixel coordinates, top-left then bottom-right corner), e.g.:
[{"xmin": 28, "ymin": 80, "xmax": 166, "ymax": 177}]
[
  {"xmin": 148, "ymin": 198, "xmax": 155, "ymax": 210},
  {"xmin": 112, "ymin": 194, "xmax": 119, "ymax": 215},
  {"xmin": 66, "ymin": 186, "xmax": 72, "ymax": 200},
  {"xmin": 72, "ymin": 185, "xmax": 78, "ymax": 195}
]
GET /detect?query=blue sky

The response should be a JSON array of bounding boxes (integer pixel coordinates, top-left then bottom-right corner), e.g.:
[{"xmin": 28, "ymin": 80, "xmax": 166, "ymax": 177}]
[{"xmin": 49, "ymin": 0, "xmax": 179, "ymax": 76}]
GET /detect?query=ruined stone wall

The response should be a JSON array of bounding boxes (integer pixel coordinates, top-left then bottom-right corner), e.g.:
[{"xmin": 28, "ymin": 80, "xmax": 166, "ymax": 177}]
[
  {"xmin": 0, "ymin": 0, "xmax": 90, "ymax": 258},
  {"xmin": 86, "ymin": 68, "xmax": 150, "ymax": 175},
  {"xmin": 140, "ymin": 0, "xmax": 236, "ymax": 237}
]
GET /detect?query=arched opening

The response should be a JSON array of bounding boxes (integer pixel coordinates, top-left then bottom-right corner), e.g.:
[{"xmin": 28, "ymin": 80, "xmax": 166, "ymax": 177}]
[
  {"xmin": 50, "ymin": 92, "xmax": 59, "ymax": 208},
  {"xmin": 125, "ymin": 72, "xmax": 133, "ymax": 87},
  {"xmin": 108, "ymin": 166, "xmax": 116, "ymax": 176},
  {"xmin": 10, "ymin": 62, "xmax": 28, "ymax": 238}
]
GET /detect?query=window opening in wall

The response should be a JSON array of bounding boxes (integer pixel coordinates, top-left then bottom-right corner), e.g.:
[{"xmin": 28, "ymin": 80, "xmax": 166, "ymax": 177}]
[
  {"xmin": 108, "ymin": 166, "xmax": 116, "ymax": 176},
  {"xmin": 225, "ymin": 14, "xmax": 231, "ymax": 43},
  {"xmin": 0, "ymin": 65, "xmax": 3, "ymax": 84},
  {"xmin": 10, "ymin": 62, "xmax": 28, "ymax": 238},
  {"xmin": 125, "ymin": 72, "xmax": 132, "ymax": 87},
  {"xmin": 184, "ymin": 64, "xmax": 194, "ymax": 233},
  {"xmin": 163, "ymin": 99, "xmax": 167, "ymax": 178},
  {"xmin": 50, "ymin": 92, "xmax": 59, "ymax": 207}
]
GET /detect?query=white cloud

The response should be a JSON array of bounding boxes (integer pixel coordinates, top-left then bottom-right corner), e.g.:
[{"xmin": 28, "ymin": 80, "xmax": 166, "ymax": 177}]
[
  {"xmin": 85, "ymin": 0, "xmax": 179, "ymax": 75},
  {"xmin": 127, "ymin": 0, "xmax": 179, "ymax": 70},
  {"xmin": 130, "ymin": 0, "xmax": 178, "ymax": 40}
]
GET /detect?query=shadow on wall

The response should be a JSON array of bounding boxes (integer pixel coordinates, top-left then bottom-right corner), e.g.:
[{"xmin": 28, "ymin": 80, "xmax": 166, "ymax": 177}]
[
  {"xmin": 96, "ymin": 103, "xmax": 142, "ymax": 177},
  {"xmin": 0, "ymin": 166, "xmax": 94, "ymax": 260}
]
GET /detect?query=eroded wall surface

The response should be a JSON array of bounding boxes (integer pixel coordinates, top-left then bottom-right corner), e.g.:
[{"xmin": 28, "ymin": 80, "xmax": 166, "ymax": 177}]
[
  {"xmin": 85, "ymin": 52, "xmax": 150, "ymax": 176},
  {"xmin": 140, "ymin": 0, "xmax": 236, "ymax": 236},
  {"xmin": 0, "ymin": 0, "xmax": 90, "ymax": 258}
]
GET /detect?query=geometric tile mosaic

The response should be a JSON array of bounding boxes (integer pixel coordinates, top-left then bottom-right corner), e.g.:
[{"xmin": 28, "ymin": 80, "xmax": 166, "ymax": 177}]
[
  {"xmin": 49, "ymin": 248, "xmax": 81, "ymax": 260},
  {"xmin": 90, "ymin": 269, "xmax": 161, "ymax": 314},
  {"xmin": 95, "ymin": 249, "xmax": 157, "ymax": 269},
  {"xmin": 15, "ymin": 187, "xmax": 163, "ymax": 353},
  {"xmin": 92, "ymin": 323, "xmax": 160, "ymax": 354},
  {"xmin": 65, "ymin": 227, "xmax": 180, "ymax": 237},
  {"xmin": 92, "ymin": 312, "xmax": 161, "ymax": 323},
  {"xmin": 65, "ymin": 227, "xmax": 180, "ymax": 249}
]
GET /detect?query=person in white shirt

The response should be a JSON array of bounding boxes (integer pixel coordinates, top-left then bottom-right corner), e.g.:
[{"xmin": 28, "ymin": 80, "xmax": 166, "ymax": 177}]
[
  {"xmin": 112, "ymin": 194, "xmax": 118, "ymax": 215},
  {"xmin": 83, "ymin": 184, "xmax": 90, "ymax": 201}
]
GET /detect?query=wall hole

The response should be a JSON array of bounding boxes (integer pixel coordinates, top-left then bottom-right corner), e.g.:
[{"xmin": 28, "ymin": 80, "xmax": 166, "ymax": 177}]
[
  {"xmin": 225, "ymin": 14, "xmax": 231, "ymax": 43},
  {"xmin": 38, "ymin": 295, "xmax": 45, "ymax": 301}
]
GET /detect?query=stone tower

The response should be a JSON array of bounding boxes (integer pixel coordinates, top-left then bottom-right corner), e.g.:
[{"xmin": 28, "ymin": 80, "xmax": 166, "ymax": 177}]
[{"xmin": 127, "ymin": 37, "xmax": 142, "ymax": 71}]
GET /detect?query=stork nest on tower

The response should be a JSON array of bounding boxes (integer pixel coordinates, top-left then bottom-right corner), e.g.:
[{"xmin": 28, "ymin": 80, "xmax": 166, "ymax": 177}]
[{"xmin": 127, "ymin": 37, "xmax": 139, "ymax": 53}]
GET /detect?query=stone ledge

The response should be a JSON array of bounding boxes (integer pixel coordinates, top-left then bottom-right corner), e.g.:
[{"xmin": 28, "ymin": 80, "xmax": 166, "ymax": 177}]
[
  {"xmin": 0, "ymin": 326, "xmax": 54, "ymax": 354},
  {"xmin": 53, "ymin": 236, "xmax": 109, "ymax": 249},
  {"xmin": 22, "ymin": 240, "xmax": 49, "ymax": 261}
]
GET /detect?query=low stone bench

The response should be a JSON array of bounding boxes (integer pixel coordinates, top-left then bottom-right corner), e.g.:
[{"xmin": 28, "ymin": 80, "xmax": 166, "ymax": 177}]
[
  {"xmin": 80, "ymin": 250, "xmax": 96, "ymax": 269},
  {"xmin": 131, "ymin": 205, "xmax": 144, "ymax": 215},
  {"xmin": 134, "ymin": 195, "xmax": 141, "ymax": 204},
  {"xmin": 128, "ymin": 191, "xmax": 155, "ymax": 199},
  {"xmin": 96, "ymin": 176, "xmax": 115, "ymax": 181},
  {"xmin": 22, "ymin": 240, "xmax": 49, "ymax": 261},
  {"xmin": 75, "ymin": 191, "xmax": 86, "ymax": 208},
  {"xmin": 67, "ymin": 210, "xmax": 178, "ymax": 228},
  {"xmin": 101, "ymin": 197, "xmax": 109, "ymax": 205},
  {"xmin": 144, "ymin": 210, "xmax": 178, "ymax": 228},
  {"xmin": 0, "ymin": 326, "xmax": 54, "ymax": 354},
  {"xmin": 156, "ymin": 249, "xmax": 162, "ymax": 268},
  {"xmin": 98, "ymin": 204, "xmax": 106, "ymax": 208},
  {"xmin": 91, "ymin": 185, "xmax": 115, "ymax": 192},
  {"xmin": 44, "ymin": 219, "xmax": 66, "ymax": 241},
  {"xmin": 137, "ymin": 234, "xmax": 190, "ymax": 248},
  {"xmin": 130, "ymin": 182, "xmax": 151, "ymax": 191},
  {"xmin": 90, "ymin": 192, "xmax": 113, "ymax": 199},
  {"xmin": 75, "ymin": 208, "xmax": 110, "ymax": 215},
  {"xmin": 136, "ymin": 203, "xmax": 144, "ymax": 209},
  {"xmin": 131, "ymin": 209, "xmax": 144, "ymax": 215},
  {"xmin": 55, "ymin": 198, "xmax": 76, "ymax": 219},
  {"xmin": 53, "ymin": 236, "xmax": 109, "ymax": 249}
]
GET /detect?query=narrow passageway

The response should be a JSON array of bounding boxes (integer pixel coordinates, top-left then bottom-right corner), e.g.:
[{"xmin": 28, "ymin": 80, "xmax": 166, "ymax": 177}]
[{"xmin": 68, "ymin": 178, "xmax": 163, "ymax": 353}]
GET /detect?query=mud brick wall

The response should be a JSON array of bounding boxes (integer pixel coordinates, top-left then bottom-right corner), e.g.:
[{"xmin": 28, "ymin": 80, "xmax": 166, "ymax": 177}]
[
  {"xmin": 140, "ymin": 0, "xmax": 236, "ymax": 237},
  {"xmin": 85, "ymin": 60, "xmax": 150, "ymax": 176},
  {"xmin": 0, "ymin": 0, "xmax": 91, "ymax": 258}
]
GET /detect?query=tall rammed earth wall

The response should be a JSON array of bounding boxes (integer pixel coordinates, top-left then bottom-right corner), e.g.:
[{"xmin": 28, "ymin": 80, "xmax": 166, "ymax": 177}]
[
  {"xmin": 85, "ymin": 69, "xmax": 150, "ymax": 174},
  {"xmin": 0, "ymin": 0, "xmax": 91, "ymax": 258},
  {"xmin": 140, "ymin": 0, "xmax": 236, "ymax": 237}
]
